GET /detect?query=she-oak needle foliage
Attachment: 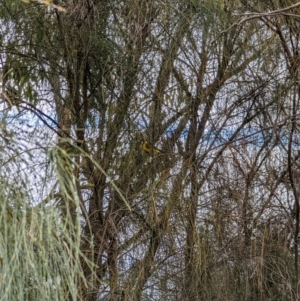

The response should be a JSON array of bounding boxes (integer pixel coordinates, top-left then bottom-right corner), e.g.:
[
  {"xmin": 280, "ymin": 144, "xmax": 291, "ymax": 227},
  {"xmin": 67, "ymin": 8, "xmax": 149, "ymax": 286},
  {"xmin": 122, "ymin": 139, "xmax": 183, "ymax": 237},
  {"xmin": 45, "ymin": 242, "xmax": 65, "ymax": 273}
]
[
  {"xmin": 0, "ymin": 146, "xmax": 92, "ymax": 301},
  {"xmin": 1, "ymin": 0, "xmax": 300, "ymax": 300}
]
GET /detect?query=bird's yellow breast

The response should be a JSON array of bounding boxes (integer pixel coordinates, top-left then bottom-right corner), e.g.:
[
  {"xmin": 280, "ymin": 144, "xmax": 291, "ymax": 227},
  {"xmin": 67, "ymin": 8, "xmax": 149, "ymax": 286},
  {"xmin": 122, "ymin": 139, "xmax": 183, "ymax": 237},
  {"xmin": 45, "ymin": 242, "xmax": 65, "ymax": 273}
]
[{"xmin": 141, "ymin": 142, "xmax": 161, "ymax": 154}]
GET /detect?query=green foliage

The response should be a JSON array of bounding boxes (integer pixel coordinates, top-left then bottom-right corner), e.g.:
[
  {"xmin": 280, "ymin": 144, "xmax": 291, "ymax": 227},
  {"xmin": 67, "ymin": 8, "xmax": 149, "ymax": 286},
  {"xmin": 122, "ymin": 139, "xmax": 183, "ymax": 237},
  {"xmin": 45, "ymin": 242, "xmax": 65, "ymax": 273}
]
[
  {"xmin": 0, "ymin": 154, "xmax": 91, "ymax": 301},
  {"xmin": 1, "ymin": 0, "xmax": 300, "ymax": 300}
]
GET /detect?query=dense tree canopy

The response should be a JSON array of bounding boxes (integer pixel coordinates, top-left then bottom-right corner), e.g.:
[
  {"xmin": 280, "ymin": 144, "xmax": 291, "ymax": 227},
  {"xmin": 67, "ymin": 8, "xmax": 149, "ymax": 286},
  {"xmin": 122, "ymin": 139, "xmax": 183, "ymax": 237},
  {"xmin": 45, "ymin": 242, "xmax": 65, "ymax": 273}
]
[{"xmin": 1, "ymin": 0, "xmax": 300, "ymax": 300}]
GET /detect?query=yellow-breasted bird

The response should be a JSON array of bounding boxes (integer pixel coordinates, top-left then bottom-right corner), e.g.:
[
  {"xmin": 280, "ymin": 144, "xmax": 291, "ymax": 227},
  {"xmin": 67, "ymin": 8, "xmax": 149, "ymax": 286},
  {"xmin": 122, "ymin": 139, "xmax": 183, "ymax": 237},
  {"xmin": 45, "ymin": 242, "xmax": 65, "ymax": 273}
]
[{"xmin": 141, "ymin": 142, "xmax": 162, "ymax": 155}]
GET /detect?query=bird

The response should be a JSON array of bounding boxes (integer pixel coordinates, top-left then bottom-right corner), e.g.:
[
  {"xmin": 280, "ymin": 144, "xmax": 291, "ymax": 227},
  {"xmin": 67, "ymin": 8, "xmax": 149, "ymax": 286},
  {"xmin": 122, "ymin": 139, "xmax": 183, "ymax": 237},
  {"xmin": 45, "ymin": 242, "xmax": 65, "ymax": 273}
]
[{"xmin": 141, "ymin": 142, "xmax": 162, "ymax": 155}]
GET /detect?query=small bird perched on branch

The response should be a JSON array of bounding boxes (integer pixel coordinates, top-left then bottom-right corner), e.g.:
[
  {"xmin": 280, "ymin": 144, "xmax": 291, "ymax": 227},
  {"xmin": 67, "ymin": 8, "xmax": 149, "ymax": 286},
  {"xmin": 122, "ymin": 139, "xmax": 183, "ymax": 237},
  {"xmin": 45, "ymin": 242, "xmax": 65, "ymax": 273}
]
[{"xmin": 141, "ymin": 142, "xmax": 162, "ymax": 155}]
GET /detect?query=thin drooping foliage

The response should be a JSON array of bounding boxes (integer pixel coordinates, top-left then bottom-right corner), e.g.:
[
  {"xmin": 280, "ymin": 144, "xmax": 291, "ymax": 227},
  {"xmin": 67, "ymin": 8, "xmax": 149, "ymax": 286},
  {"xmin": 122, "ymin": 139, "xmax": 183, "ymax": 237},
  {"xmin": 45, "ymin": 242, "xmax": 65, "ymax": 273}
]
[{"xmin": 1, "ymin": 0, "xmax": 300, "ymax": 300}]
